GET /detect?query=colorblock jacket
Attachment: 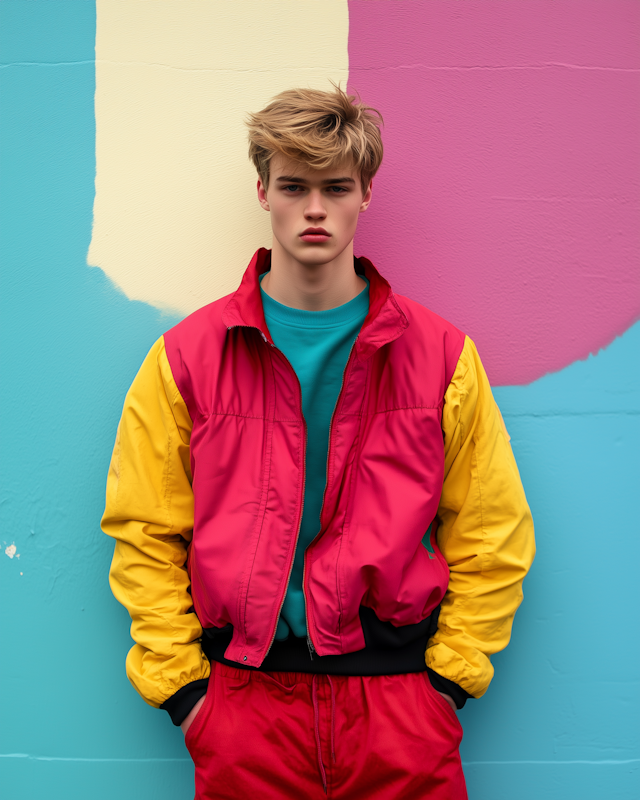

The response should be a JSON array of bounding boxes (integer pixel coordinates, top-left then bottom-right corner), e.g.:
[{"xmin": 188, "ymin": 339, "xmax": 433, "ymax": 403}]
[{"xmin": 102, "ymin": 249, "xmax": 534, "ymax": 715}]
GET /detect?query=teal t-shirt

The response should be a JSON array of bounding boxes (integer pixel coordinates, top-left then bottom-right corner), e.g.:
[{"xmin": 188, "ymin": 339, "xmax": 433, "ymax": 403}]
[{"xmin": 260, "ymin": 276, "xmax": 369, "ymax": 640}]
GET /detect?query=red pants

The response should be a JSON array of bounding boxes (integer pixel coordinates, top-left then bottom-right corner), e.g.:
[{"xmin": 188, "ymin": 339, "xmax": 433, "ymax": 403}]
[{"xmin": 185, "ymin": 660, "xmax": 467, "ymax": 799}]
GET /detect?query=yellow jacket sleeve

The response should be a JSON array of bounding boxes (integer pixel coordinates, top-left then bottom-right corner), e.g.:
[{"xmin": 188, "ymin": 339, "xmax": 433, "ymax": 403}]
[
  {"xmin": 427, "ymin": 336, "xmax": 535, "ymax": 698},
  {"xmin": 101, "ymin": 337, "xmax": 210, "ymax": 708}
]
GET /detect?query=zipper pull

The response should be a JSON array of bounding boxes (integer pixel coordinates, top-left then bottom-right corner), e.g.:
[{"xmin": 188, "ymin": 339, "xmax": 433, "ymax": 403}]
[{"xmin": 307, "ymin": 634, "xmax": 316, "ymax": 661}]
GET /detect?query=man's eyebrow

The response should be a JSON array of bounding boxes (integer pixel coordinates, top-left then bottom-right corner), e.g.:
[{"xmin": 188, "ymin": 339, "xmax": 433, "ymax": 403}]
[{"xmin": 275, "ymin": 175, "xmax": 356, "ymax": 185}]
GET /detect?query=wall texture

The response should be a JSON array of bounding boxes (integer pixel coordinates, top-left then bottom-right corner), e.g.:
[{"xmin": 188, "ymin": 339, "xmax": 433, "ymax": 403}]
[
  {"xmin": 349, "ymin": 0, "xmax": 640, "ymax": 385},
  {"xmin": 88, "ymin": 0, "xmax": 348, "ymax": 312},
  {"xmin": 1, "ymin": 2, "xmax": 638, "ymax": 798}
]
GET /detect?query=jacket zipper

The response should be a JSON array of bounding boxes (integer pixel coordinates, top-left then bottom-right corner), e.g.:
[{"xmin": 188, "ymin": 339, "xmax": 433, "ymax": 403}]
[
  {"xmin": 302, "ymin": 340, "xmax": 358, "ymax": 656},
  {"xmin": 262, "ymin": 343, "xmax": 308, "ymax": 660}
]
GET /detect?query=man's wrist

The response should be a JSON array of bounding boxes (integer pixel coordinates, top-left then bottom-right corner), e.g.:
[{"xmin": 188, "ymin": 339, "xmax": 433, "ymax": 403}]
[
  {"xmin": 160, "ymin": 678, "xmax": 209, "ymax": 726},
  {"xmin": 426, "ymin": 667, "xmax": 472, "ymax": 710},
  {"xmin": 180, "ymin": 695, "xmax": 206, "ymax": 735}
]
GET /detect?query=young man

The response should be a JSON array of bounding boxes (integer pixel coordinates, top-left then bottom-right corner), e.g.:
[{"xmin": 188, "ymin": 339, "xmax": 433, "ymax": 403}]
[{"xmin": 102, "ymin": 87, "xmax": 534, "ymax": 799}]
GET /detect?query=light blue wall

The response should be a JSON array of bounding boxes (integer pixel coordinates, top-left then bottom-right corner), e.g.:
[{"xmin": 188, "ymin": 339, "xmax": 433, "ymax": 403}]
[
  {"xmin": 1, "ymin": 3, "xmax": 638, "ymax": 798},
  {"xmin": 462, "ymin": 327, "xmax": 640, "ymax": 798}
]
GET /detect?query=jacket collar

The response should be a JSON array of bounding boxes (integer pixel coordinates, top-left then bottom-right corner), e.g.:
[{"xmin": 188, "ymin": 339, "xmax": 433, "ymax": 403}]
[{"xmin": 222, "ymin": 248, "xmax": 409, "ymax": 360}]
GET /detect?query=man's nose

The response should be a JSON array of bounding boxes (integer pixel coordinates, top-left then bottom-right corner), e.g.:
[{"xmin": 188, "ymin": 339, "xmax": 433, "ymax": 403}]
[{"xmin": 304, "ymin": 190, "xmax": 327, "ymax": 219}]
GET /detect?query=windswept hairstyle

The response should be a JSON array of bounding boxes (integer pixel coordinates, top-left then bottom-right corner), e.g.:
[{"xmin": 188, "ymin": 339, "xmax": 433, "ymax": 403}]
[{"xmin": 246, "ymin": 85, "xmax": 383, "ymax": 193}]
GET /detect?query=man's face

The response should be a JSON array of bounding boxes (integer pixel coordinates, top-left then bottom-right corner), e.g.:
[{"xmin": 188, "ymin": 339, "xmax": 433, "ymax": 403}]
[{"xmin": 257, "ymin": 154, "xmax": 372, "ymax": 268}]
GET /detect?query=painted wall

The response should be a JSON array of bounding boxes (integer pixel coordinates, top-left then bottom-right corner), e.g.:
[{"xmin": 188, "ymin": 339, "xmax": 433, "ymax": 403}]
[
  {"xmin": 349, "ymin": 0, "xmax": 640, "ymax": 385},
  {"xmin": 1, "ymin": 2, "xmax": 638, "ymax": 798},
  {"xmin": 88, "ymin": 0, "xmax": 348, "ymax": 312}
]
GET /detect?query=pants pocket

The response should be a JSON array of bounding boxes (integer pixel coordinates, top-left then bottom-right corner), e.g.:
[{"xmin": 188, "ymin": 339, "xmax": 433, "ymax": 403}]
[
  {"xmin": 184, "ymin": 678, "xmax": 213, "ymax": 752},
  {"xmin": 423, "ymin": 673, "xmax": 464, "ymax": 734}
]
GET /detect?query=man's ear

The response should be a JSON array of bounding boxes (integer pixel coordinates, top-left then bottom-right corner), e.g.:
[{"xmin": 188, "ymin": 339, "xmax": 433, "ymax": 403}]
[
  {"xmin": 257, "ymin": 178, "xmax": 270, "ymax": 211},
  {"xmin": 360, "ymin": 180, "xmax": 373, "ymax": 212}
]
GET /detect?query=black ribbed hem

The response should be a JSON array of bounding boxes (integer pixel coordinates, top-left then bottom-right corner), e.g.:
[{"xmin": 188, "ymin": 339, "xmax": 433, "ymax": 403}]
[
  {"xmin": 203, "ymin": 630, "xmax": 433, "ymax": 676},
  {"xmin": 160, "ymin": 678, "xmax": 209, "ymax": 726},
  {"xmin": 426, "ymin": 668, "xmax": 472, "ymax": 709},
  {"xmin": 201, "ymin": 607, "xmax": 445, "ymax": 676}
]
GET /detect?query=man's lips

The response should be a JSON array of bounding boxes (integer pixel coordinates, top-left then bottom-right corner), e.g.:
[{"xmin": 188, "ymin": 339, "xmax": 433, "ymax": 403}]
[{"xmin": 300, "ymin": 227, "xmax": 330, "ymax": 243}]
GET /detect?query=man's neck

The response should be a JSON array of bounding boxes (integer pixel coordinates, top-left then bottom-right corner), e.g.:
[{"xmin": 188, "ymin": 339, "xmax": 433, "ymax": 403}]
[{"xmin": 261, "ymin": 240, "xmax": 366, "ymax": 311}]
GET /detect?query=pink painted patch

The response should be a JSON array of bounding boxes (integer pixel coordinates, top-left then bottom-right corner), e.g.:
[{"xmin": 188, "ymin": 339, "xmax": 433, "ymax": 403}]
[{"xmin": 348, "ymin": 0, "xmax": 640, "ymax": 385}]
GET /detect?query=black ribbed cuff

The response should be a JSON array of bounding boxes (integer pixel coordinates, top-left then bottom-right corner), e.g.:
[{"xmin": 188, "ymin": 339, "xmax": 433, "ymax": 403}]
[
  {"xmin": 426, "ymin": 668, "xmax": 472, "ymax": 709},
  {"xmin": 160, "ymin": 678, "xmax": 209, "ymax": 726}
]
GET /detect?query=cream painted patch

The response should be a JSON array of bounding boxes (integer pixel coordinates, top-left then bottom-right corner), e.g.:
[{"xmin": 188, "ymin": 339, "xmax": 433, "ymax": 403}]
[
  {"xmin": 88, "ymin": 1, "xmax": 349, "ymax": 314},
  {"xmin": 5, "ymin": 544, "xmax": 17, "ymax": 559}
]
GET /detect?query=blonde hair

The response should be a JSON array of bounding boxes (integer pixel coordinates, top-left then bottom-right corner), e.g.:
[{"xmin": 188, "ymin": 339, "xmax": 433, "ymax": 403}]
[{"xmin": 246, "ymin": 85, "xmax": 383, "ymax": 193}]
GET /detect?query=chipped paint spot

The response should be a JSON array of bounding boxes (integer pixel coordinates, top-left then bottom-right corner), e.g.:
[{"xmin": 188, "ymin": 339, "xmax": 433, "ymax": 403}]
[{"xmin": 5, "ymin": 543, "xmax": 18, "ymax": 559}]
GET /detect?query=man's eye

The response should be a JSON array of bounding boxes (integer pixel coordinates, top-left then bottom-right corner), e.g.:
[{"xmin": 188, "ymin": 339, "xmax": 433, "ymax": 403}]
[
  {"xmin": 284, "ymin": 185, "xmax": 301, "ymax": 192},
  {"xmin": 329, "ymin": 186, "xmax": 347, "ymax": 193}
]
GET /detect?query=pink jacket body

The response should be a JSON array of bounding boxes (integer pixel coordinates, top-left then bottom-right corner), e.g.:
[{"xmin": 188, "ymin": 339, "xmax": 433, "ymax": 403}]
[{"xmin": 164, "ymin": 248, "xmax": 465, "ymax": 667}]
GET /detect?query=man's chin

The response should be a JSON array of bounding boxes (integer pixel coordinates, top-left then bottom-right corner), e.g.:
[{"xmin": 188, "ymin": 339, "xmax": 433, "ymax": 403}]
[
  {"xmin": 291, "ymin": 243, "xmax": 342, "ymax": 268},
  {"xmin": 273, "ymin": 237, "xmax": 350, "ymax": 269}
]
